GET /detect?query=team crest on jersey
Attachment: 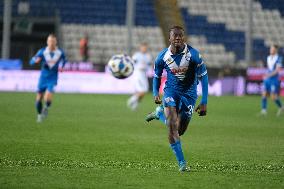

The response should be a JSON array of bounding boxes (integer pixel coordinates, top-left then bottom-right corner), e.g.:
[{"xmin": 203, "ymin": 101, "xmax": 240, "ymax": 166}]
[{"xmin": 185, "ymin": 51, "xmax": 191, "ymax": 61}]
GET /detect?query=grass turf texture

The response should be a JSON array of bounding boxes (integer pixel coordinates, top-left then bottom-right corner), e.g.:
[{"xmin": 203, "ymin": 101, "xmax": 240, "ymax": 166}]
[{"xmin": 0, "ymin": 92, "xmax": 283, "ymax": 189}]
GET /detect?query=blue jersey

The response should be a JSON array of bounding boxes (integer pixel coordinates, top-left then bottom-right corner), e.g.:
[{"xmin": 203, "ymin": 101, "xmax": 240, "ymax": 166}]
[
  {"xmin": 266, "ymin": 54, "xmax": 282, "ymax": 81},
  {"xmin": 30, "ymin": 47, "xmax": 66, "ymax": 85},
  {"xmin": 263, "ymin": 54, "xmax": 282, "ymax": 94},
  {"xmin": 153, "ymin": 44, "xmax": 207, "ymax": 101}
]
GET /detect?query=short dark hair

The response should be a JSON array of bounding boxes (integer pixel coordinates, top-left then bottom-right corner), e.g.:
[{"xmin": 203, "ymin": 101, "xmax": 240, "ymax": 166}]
[
  {"xmin": 169, "ymin": 26, "xmax": 184, "ymax": 33},
  {"xmin": 271, "ymin": 44, "xmax": 279, "ymax": 49}
]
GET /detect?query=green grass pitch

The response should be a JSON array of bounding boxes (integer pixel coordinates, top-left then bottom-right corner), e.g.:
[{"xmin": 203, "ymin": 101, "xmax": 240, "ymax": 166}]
[{"xmin": 0, "ymin": 92, "xmax": 283, "ymax": 188}]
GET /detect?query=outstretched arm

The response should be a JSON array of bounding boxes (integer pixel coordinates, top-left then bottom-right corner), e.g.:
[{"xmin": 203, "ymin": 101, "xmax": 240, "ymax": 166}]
[
  {"xmin": 195, "ymin": 53, "xmax": 208, "ymax": 116},
  {"xmin": 153, "ymin": 76, "xmax": 162, "ymax": 104},
  {"xmin": 195, "ymin": 73, "xmax": 208, "ymax": 116},
  {"xmin": 58, "ymin": 51, "xmax": 67, "ymax": 72},
  {"xmin": 30, "ymin": 51, "xmax": 42, "ymax": 65},
  {"xmin": 200, "ymin": 73, "xmax": 208, "ymax": 105},
  {"xmin": 152, "ymin": 56, "xmax": 164, "ymax": 104},
  {"xmin": 29, "ymin": 49, "xmax": 43, "ymax": 65},
  {"xmin": 29, "ymin": 57, "xmax": 42, "ymax": 65}
]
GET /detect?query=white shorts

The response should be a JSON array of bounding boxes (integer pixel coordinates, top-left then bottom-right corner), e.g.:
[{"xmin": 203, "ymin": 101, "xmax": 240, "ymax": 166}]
[{"xmin": 133, "ymin": 71, "xmax": 149, "ymax": 93}]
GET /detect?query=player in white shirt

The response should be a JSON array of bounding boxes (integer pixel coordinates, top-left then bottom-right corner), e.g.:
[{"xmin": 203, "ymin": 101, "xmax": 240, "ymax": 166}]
[{"xmin": 127, "ymin": 43, "xmax": 153, "ymax": 110}]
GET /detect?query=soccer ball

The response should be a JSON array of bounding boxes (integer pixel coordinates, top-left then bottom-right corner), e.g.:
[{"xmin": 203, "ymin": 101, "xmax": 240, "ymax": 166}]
[{"xmin": 108, "ymin": 54, "xmax": 134, "ymax": 79}]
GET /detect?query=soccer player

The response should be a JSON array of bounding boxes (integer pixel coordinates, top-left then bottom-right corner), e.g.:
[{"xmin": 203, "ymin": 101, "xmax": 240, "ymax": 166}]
[
  {"xmin": 145, "ymin": 26, "xmax": 208, "ymax": 172},
  {"xmin": 260, "ymin": 45, "xmax": 283, "ymax": 116},
  {"xmin": 127, "ymin": 43, "xmax": 153, "ymax": 110},
  {"xmin": 30, "ymin": 34, "xmax": 66, "ymax": 122}
]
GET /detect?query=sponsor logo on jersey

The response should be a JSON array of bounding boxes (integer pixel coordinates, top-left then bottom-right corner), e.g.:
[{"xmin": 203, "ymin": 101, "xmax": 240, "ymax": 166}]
[{"xmin": 170, "ymin": 66, "xmax": 188, "ymax": 75}]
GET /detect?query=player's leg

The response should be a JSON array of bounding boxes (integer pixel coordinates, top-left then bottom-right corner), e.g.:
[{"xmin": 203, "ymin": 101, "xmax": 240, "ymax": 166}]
[
  {"xmin": 127, "ymin": 93, "xmax": 139, "ymax": 110},
  {"xmin": 272, "ymin": 93, "xmax": 282, "ymax": 108},
  {"xmin": 165, "ymin": 106, "xmax": 180, "ymax": 143},
  {"xmin": 36, "ymin": 92, "xmax": 44, "ymax": 122},
  {"xmin": 165, "ymin": 106, "xmax": 187, "ymax": 171},
  {"xmin": 261, "ymin": 91, "xmax": 269, "ymax": 115},
  {"xmin": 127, "ymin": 72, "xmax": 139, "ymax": 110},
  {"xmin": 44, "ymin": 91, "xmax": 53, "ymax": 107},
  {"xmin": 177, "ymin": 114, "xmax": 190, "ymax": 136},
  {"xmin": 35, "ymin": 81, "xmax": 46, "ymax": 122},
  {"xmin": 42, "ymin": 85, "xmax": 55, "ymax": 118},
  {"xmin": 127, "ymin": 92, "xmax": 145, "ymax": 111},
  {"xmin": 145, "ymin": 104, "xmax": 166, "ymax": 124},
  {"xmin": 271, "ymin": 82, "xmax": 283, "ymax": 116},
  {"xmin": 177, "ymin": 96, "xmax": 195, "ymax": 136},
  {"xmin": 127, "ymin": 74, "xmax": 148, "ymax": 110},
  {"xmin": 261, "ymin": 80, "xmax": 270, "ymax": 115}
]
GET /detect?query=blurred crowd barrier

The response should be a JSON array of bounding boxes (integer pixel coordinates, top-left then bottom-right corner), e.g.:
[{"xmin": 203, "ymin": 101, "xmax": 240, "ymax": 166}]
[{"xmin": 1, "ymin": 65, "xmax": 283, "ymax": 96}]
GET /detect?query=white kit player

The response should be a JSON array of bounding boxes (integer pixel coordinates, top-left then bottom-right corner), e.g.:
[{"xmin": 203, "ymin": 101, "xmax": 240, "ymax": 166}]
[{"xmin": 127, "ymin": 43, "xmax": 153, "ymax": 110}]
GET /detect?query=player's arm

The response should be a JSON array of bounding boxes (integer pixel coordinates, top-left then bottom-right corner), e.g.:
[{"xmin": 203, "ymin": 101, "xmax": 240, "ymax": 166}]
[
  {"xmin": 195, "ymin": 54, "xmax": 208, "ymax": 116},
  {"xmin": 58, "ymin": 50, "xmax": 67, "ymax": 72},
  {"xmin": 153, "ymin": 56, "xmax": 164, "ymax": 104},
  {"xmin": 29, "ymin": 49, "xmax": 43, "ymax": 65}
]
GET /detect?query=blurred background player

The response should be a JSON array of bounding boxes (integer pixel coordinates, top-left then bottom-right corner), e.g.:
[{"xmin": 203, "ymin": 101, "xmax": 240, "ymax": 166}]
[
  {"xmin": 261, "ymin": 45, "xmax": 283, "ymax": 116},
  {"xmin": 127, "ymin": 42, "xmax": 152, "ymax": 111},
  {"xmin": 79, "ymin": 34, "xmax": 89, "ymax": 62},
  {"xmin": 30, "ymin": 34, "xmax": 66, "ymax": 122},
  {"xmin": 145, "ymin": 26, "xmax": 208, "ymax": 172}
]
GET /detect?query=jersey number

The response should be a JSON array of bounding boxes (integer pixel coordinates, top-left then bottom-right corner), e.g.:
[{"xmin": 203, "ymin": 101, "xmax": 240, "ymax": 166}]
[{"xmin": 187, "ymin": 105, "xmax": 194, "ymax": 116}]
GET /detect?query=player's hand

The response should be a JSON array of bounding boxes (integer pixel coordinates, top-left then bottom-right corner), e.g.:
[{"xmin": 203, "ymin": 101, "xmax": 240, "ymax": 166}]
[
  {"xmin": 35, "ymin": 57, "xmax": 42, "ymax": 64},
  {"xmin": 154, "ymin": 96, "xmax": 162, "ymax": 104},
  {"xmin": 58, "ymin": 67, "xmax": 64, "ymax": 72},
  {"xmin": 195, "ymin": 104, "xmax": 207, "ymax": 116}
]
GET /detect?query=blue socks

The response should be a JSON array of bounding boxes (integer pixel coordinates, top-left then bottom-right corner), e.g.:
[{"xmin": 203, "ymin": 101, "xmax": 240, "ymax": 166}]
[
  {"xmin": 274, "ymin": 98, "xmax": 282, "ymax": 108},
  {"xmin": 170, "ymin": 140, "xmax": 185, "ymax": 166},
  {"xmin": 36, "ymin": 101, "xmax": 42, "ymax": 114},
  {"xmin": 261, "ymin": 97, "xmax": 267, "ymax": 110}
]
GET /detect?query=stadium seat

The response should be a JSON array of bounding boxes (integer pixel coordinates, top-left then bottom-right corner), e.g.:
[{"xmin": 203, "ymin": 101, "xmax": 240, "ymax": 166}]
[
  {"xmin": 1, "ymin": 0, "xmax": 283, "ymax": 67},
  {"xmin": 178, "ymin": 0, "xmax": 283, "ymax": 63}
]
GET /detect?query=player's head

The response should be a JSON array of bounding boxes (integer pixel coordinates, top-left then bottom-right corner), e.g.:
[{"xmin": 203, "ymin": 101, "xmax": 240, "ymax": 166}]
[
  {"xmin": 169, "ymin": 26, "xmax": 185, "ymax": 49},
  {"xmin": 139, "ymin": 42, "xmax": 148, "ymax": 53},
  {"xmin": 270, "ymin": 44, "xmax": 278, "ymax": 55},
  {"xmin": 47, "ymin": 34, "xmax": 57, "ymax": 50}
]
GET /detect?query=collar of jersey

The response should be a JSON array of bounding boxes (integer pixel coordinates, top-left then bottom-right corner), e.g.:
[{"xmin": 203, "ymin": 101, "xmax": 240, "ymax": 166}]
[
  {"xmin": 168, "ymin": 43, "xmax": 188, "ymax": 56},
  {"xmin": 45, "ymin": 46, "xmax": 59, "ymax": 53}
]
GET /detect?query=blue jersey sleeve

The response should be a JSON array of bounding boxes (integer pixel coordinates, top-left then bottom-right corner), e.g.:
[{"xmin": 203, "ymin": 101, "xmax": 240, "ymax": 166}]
[
  {"xmin": 59, "ymin": 49, "xmax": 67, "ymax": 68},
  {"xmin": 29, "ymin": 48, "xmax": 44, "ymax": 65},
  {"xmin": 276, "ymin": 56, "xmax": 282, "ymax": 68},
  {"xmin": 153, "ymin": 52, "xmax": 165, "ymax": 97},
  {"xmin": 194, "ymin": 52, "xmax": 208, "ymax": 105}
]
